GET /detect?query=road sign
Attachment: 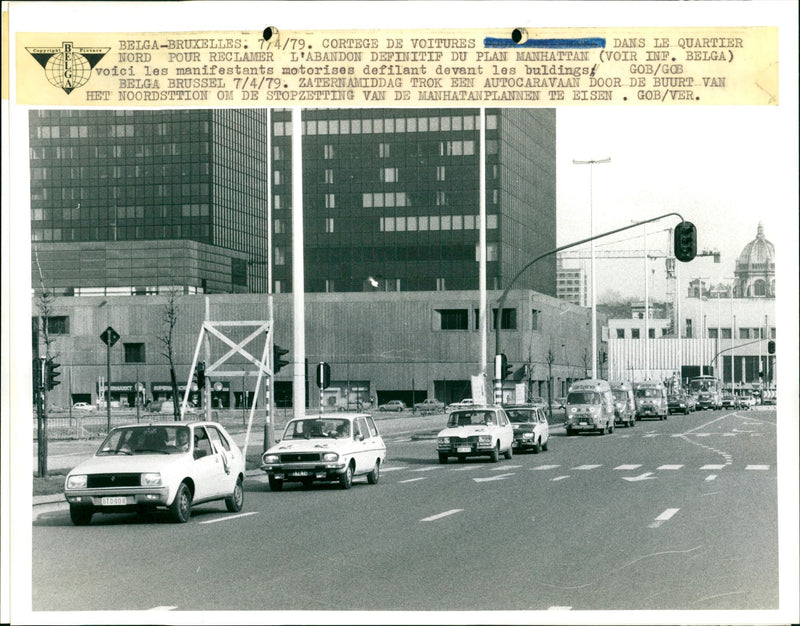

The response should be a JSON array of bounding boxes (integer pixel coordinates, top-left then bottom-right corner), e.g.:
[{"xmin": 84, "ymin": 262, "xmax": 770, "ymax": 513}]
[{"xmin": 100, "ymin": 326, "xmax": 120, "ymax": 347}]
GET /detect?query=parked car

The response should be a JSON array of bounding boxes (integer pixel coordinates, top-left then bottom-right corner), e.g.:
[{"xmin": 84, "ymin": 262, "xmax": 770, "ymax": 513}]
[
  {"xmin": 71, "ymin": 402, "xmax": 95, "ymax": 411},
  {"xmin": 260, "ymin": 413, "xmax": 386, "ymax": 491},
  {"xmin": 414, "ymin": 398, "xmax": 445, "ymax": 414},
  {"xmin": 668, "ymin": 392, "xmax": 692, "ymax": 415},
  {"xmin": 436, "ymin": 406, "xmax": 514, "ymax": 463},
  {"xmin": 737, "ymin": 394, "xmax": 755, "ymax": 409},
  {"xmin": 64, "ymin": 421, "xmax": 245, "ymax": 525},
  {"xmin": 505, "ymin": 405, "xmax": 550, "ymax": 453},
  {"xmin": 446, "ymin": 398, "xmax": 475, "ymax": 412},
  {"xmin": 378, "ymin": 400, "xmax": 407, "ymax": 412}
]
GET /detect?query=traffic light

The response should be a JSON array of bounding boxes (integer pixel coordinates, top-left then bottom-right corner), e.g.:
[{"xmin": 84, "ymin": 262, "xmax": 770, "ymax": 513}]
[
  {"xmin": 195, "ymin": 361, "xmax": 206, "ymax": 388},
  {"xmin": 45, "ymin": 359, "xmax": 61, "ymax": 390},
  {"xmin": 316, "ymin": 361, "xmax": 331, "ymax": 389},
  {"xmin": 674, "ymin": 221, "xmax": 697, "ymax": 262},
  {"xmin": 767, "ymin": 340, "xmax": 775, "ymax": 354},
  {"xmin": 32, "ymin": 357, "xmax": 43, "ymax": 395},
  {"xmin": 601, "ymin": 351, "xmax": 607, "ymax": 363},
  {"xmin": 273, "ymin": 344, "xmax": 290, "ymax": 373},
  {"xmin": 503, "ymin": 358, "xmax": 513, "ymax": 380},
  {"xmin": 495, "ymin": 353, "xmax": 513, "ymax": 380}
]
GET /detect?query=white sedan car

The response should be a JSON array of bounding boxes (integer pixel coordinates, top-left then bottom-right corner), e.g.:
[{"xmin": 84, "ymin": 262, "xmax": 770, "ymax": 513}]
[
  {"xmin": 505, "ymin": 405, "xmax": 550, "ymax": 453},
  {"xmin": 260, "ymin": 413, "xmax": 387, "ymax": 491},
  {"xmin": 436, "ymin": 406, "xmax": 514, "ymax": 463},
  {"xmin": 64, "ymin": 421, "xmax": 245, "ymax": 525}
]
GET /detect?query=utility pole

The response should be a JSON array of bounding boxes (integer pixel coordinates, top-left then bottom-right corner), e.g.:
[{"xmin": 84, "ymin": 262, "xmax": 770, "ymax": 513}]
[{"xmin": 573, "ymin": 157, "xmax": 611, "ymax": 380}]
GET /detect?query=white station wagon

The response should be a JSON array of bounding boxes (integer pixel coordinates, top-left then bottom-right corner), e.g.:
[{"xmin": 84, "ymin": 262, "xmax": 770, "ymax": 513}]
[
  {"xmin": 64, "ymin": 421, "xmax": 245, "ymax": 525},
  {"xmin": 436, "ymin": 406, "xmax": 514, "ymax": 463},
  {"xmin": 260, "ymin": 413, "xmax": 387, "ymax": 491}
]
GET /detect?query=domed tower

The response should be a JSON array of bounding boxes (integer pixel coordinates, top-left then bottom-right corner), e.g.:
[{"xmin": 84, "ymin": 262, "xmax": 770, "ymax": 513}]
[{"xmin": 735, "ymin": 222, "xmax": 775, "ymax": 297}]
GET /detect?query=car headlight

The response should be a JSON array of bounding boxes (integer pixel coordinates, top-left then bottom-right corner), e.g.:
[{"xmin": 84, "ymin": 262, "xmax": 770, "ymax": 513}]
[
  {"xmin": 322, "ymin": 452, "xmax": 339, "ymax": 462},
  {"xmin": 140, "ymin": 472, "xmax": 162, "ymax": 487},
  {"xmin": 262, "ymin": 453, "xmax": 280, "ymax": 464},
  {"xmin": 589, "ymin": 406, "xmax": 598, "ymax": 413},
  {"xmin": 522, "ymin": 432, "xmax": 534, "ymax": 439},
  {"xmin": 438, "ymin": 437, "xmax": 450, "ymax": 445},
  {"xmin": 65, "ymin": 474, "xmax": 87, "ymax": 490},
  {"xmin": 569, "ymin": 407, "xmax": 578, "ymax": 413},
  {"xmin": 478, "ymin": 435, "xmax": 491, "ymax": 444}
]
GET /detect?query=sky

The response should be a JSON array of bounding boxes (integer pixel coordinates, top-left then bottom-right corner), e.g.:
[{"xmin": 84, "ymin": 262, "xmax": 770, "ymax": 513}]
[{"xmin": 555, "ymin": 105, "xmax": 793, "ymax": 302}]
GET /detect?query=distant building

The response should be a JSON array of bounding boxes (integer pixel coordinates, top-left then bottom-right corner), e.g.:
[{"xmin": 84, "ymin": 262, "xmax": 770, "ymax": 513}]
[
  {"xmin": 607, "ymin": 223, "xmax": 776, "ymax": 389},
  {"xmin": 556, "ymin": 257, "xmax": 588, "ymax": 307}
]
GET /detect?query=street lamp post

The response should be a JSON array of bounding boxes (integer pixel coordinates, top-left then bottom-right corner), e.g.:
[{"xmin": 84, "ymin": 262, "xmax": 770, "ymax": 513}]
[{"xmin": 573, "ymin": 157, "xmax": 610, "ymax": 380}]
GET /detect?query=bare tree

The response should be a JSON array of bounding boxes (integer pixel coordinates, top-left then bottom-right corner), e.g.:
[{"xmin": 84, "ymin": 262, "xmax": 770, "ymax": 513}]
[
  {"xmin": 158, "ymin": 288, "xmax": 182, "ymax": 421},
  {"xmin": 545, "ymin": 347, "xmax": 555, "ymax": 420}
]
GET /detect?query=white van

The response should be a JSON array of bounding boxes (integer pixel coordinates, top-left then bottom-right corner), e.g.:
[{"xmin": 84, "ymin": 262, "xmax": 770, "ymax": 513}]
[
  {"xmin": 610, "ymin": 382, "xmax": 636, "ymax": 428},
  {"xmin": 565, "ymin": 379, "xmax": 615, "ymax": 436},
  {"xmin": 633, "ymin": 381, "xmax": 668, "ymax": 420}
]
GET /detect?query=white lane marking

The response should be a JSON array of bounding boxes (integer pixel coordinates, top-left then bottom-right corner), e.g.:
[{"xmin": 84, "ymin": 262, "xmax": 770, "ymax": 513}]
[
  {"xmin": 492, "ymin": 464, "xmax": 523, "ymax": 471},
  {"xmin": 657, "ymin": 464, "xmax": 684, "ymax": 470},
  {"xmin": 649, "ymin": 508, "xmax": 680, "ymax": 528},
  {"xmin": 548, "ymin": 606, "xmax": 572, "ymax": 610},
  {"xmin": 614, "ymin": 464, "xmax": 642, "ymax": 470},
  {"xmin": 572, "ymin": 464, "xmax": 602, "ymax": 470},
  {"xmin": 381, "ymin": 466, "xmax": 408, "ymax": 473},
  {"xmin": 410, "ymin": 466, "xmax": 442, "ymax": 473},
  {"xmin": 722, "ymin": 433, "xmax": 736, "ymax": 437},
  {"xmin": 695, "ymin": 433, "xmax": 711, "ymax": 437},
  {"xmin": 473, "ymin": 473, "xmax": 515, "ymax": 483},
  {"xmin": 745, "ymin": 464, "xmax": 770, "ymax": 470},
  {"xmin": 149, "ymin": 606, "xmax": 177, "ymax": 611},
  {"xmin": 530, "ymin": 464, "xmax": 560, "ymax": 470},
  {"xmin": 551, "ymin": 475, "xmax": 570, "ymax": 482},
  {"xmin": 199, "ymin": 512, "xmax": 258, "ymax": 525},
  {"xmin": 399, "ymin": 477, "xmax": 427, "ymax": 484},
  {"xmin": 643, "ymin": 434, "xmax": 660, "ymax": 438},
  {"xmin": 700, "ymin": 464, "xmax": 726, "ymax": 470},
  {"xmin": 656, "ymin": 508, "xmax": 680, "ymax": 521},
  {"xmin": 449, "ymin": 465, "xmax": 480, "ymax": 471},
  {"xmin": 421, "ymin": 509, "xmax": 463, "ymax": 522},
  {"xmin": 705, "ymin": 475, "xmax": 718, "ymax": 482},
  {"xmin": 623, "ymin": 472, "xmax": 656, "ymax": 482}
]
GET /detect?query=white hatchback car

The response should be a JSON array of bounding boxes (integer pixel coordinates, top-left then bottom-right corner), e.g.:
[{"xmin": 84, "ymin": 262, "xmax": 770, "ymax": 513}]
[
  {"xmin": 260, "ymin": 413, "xmax": 387, "ymax": 491},
  {"xmin": 436, "ymin": 406, "xmax": 514, "ymax": 463},
  {"xmin": 64, "ymin": 421, "xmax": 245, "ymax": 525},
  {"xmin": 505, "ymin": 405, "xmax": 550, "ymax": 453}
]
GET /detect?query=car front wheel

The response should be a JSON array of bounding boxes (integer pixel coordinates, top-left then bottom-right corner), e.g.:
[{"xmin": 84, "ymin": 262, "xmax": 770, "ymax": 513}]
[
  {"xmin": 504, "ymin": 444, "xmax": 513, "ymax": 460},
  {"xmin": 268, "ymin": 476, "xmax": 283, "ymax": 491},
  {"xmin": 170, "ymin": 482, "xmax": 192, "ymax": 523},
  {"xmin": 225, "ymin": 476, "xmax": 244, "ymax": 512},
  {"xmin": 489, "ymin": 443, "xmax": 500, "ymax": 462},
  {"xmin": 69, "ymin": 504, "xmax": 93, "ymax": 526},
  {"xmin": 339, "ymin": 463, "xmax": 354, "ymax": 489}
]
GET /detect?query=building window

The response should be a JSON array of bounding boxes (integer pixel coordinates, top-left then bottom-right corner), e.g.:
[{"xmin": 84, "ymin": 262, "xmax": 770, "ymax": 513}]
[
  {"xmin": 436, "ymin": 309, "xmax": 468, "ymax": 330},
  {"xmin": 380, "ymin": 167, "xmax": 398, "ymax": 183},
  {"xmin": 739, "ymin": 328, "xmax": 750, "ymax": 339},
  {"xmin": 323, "ymin": 144, "xmax": 334, "ymax": 159},
  {"xmin": 275, "ymin": 247, "xmax": 287, "ymax": 266},
  {"xmin": 631, "ymin": 328, "xmax": 640, "ymax": 339},
  {"xmin": 43, "ymin": 316, "xmax": 70, "ymax": 335},
  {"xmin": 708, "ymin": 327, "xmax": 719, "ymax": 339},
  {"xmin": 231, "ymin": 257, "xmax": 248, "ymax": 286},
  {"xmin": 720, "ymin": 328, "xmax": 732, "ymax": 339},
  {"xmin": 531, "ymin": 309, "xmax": 540, "ymax": 331},
  {"xmin": 325, "ymin": 218, "xmax": 334, "ymax": 233},
  {"xmin": 378, "ymin": 143, "xmax": 390, "ymax": 158},
  {"xmin": 616, "ymin": 328, "xmax": 625, "ymax": 339},
  {"xmin": 436, "ymin": 166, "xmax": 446, "ymax": 181},
  {"xmin": 325, "ymin": 194, "xmax": 335, "ymax": 209},
  {"xmin": 324, "ymin": 169, "xmax": 334, "ymax": 184},
  {"xmin": 649, "ymin": 328, "xmax": 656, "ymax": 339},
  {"xmin": 685, "ymin": 319, "xmax": 693, "ymax": 339},
  {"xmin": 492, "ymin": 308, "xmax": 517, "ymax": 331},
  {"xmin": 124, "ymin": 343, "xmax": 146, "ymax": 363}
]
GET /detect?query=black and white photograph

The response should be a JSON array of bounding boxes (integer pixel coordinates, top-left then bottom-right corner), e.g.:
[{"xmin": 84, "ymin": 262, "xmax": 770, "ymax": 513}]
[{"xmin": 3, "ymin": 2, "xmax": 798, "ymax": 625}]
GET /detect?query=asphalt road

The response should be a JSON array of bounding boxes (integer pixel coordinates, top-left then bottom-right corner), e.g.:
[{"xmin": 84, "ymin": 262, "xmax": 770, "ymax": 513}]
[{"xmin": 32, "ymin": 408, "xmax": 779, "ymax": 616}]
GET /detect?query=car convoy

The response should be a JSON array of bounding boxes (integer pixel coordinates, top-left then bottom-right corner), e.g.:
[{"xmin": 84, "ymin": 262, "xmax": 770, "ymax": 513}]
[{"xmin": 61, "ymin": 376, "xmax": 765, "ymax": 524}]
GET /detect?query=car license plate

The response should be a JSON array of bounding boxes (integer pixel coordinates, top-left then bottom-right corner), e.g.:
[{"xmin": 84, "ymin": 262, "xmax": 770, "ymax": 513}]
[
  {"xmin": 457, "ymin": 446, "xmax": 471, "ymax": 453},
  {"xmin": 291, "ymin": 470, "xmax": 312, "ymax": 477},
  {"xmin": 100, "ymin": 496, "xmax": 128, "ymax": 506}
]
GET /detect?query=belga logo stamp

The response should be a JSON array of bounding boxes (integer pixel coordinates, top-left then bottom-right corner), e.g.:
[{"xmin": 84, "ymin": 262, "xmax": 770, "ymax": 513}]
[{"xmin": 26, "ymin": 42, "xmax": 110, "ymax": 94}]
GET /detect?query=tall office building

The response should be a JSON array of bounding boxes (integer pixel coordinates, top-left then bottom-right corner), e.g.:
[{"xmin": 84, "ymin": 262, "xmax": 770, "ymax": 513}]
[
  {"xmin": 30, "ymin": 108, "xmax": 556, "ymax": 296},
  {"xmin": 29, "ymin": 109, "xmax": 271, "ymax": 295}
]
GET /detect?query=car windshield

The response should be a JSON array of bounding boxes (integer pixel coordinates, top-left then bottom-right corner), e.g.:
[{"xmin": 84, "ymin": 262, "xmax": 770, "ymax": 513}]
[
  {"xmin": 97, "ymin": 425, "xmax": 190, "ymax": 455},
  {"xmin": 506, "ymin": 409, "xmax": 536, "ymax": 423},
  {"xmin": 567, "ymin": 391, "xmax": 602, "ymax": 404},
  {"xmin": 635, "ymin": 388, "xmax": 661, "ymax": 398},
  {"xmin": 612, "ymin": 391, "xmax": 629, "ymax": 402},
  {"xmin": 282, "ymin": 418, "xmax": 351, "ymax": 439},
  {"xmin": 447, "ymin": 411, "xmax": 496, "ymax": 427}
]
